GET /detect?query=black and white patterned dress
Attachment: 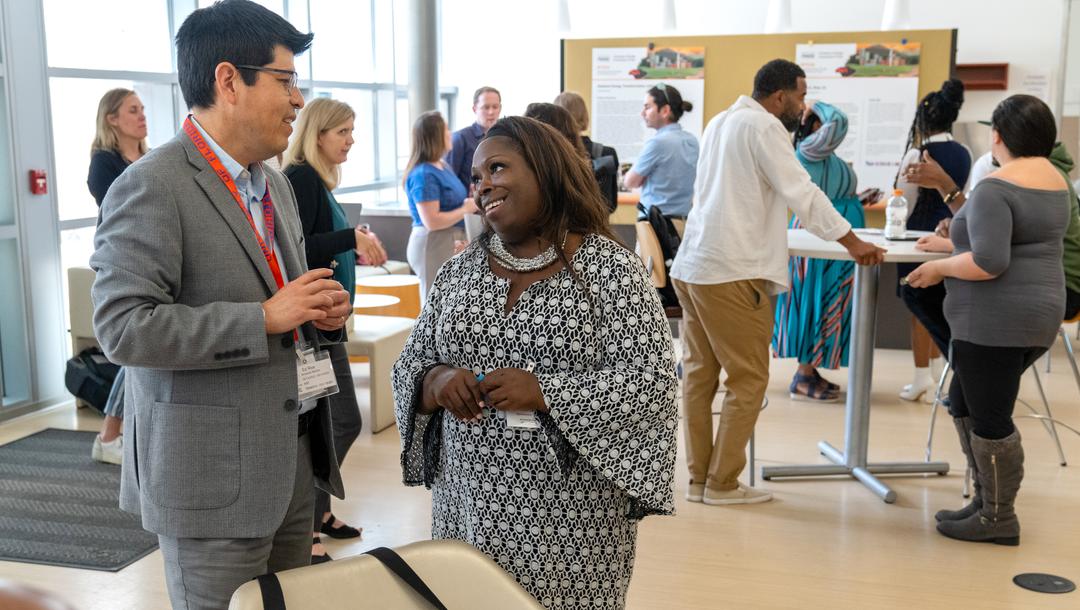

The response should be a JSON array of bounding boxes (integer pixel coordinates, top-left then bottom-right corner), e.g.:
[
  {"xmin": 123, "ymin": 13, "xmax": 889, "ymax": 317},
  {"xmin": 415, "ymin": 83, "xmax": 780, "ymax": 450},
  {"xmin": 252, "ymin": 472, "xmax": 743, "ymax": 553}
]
[{"xmin": 392, "ymin": 233, "xmax": 678, "ymax": 609}]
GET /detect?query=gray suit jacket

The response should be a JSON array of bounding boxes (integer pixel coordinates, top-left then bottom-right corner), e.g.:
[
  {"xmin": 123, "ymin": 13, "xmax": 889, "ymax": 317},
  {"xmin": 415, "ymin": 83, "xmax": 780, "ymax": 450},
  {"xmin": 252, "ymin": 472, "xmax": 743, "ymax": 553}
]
[{"xmin": 90, "ymin": 131, "xmax": 344, "ymax": 539}]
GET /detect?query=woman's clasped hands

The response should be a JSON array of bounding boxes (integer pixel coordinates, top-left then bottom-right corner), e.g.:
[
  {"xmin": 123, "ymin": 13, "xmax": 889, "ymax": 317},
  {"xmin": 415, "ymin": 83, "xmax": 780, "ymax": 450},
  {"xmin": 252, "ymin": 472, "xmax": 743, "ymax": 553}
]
[{"xmin": 420, "ymin": 365, "xmax": 547, "ymax": 421}]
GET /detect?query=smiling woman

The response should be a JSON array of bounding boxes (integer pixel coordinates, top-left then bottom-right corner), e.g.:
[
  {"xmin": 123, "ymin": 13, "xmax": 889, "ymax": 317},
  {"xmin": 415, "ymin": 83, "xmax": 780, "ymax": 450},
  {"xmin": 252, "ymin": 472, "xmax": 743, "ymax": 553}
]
[{"xmin": 392, "ymin": 116, "xmax": 678, "ymax": 610}]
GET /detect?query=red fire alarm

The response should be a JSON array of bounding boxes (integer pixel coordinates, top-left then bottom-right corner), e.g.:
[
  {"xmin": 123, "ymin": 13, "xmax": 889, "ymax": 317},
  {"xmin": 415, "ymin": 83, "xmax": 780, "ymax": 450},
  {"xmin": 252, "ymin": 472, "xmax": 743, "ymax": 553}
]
[{"xmin": 29, "ymin": 169, "xmax": 47, "ymax": 195}]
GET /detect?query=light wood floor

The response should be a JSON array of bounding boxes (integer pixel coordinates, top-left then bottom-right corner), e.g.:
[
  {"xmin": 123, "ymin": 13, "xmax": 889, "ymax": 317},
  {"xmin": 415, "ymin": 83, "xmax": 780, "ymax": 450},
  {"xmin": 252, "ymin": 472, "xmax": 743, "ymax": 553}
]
[{"xmin": 2, "ymin": 330, "xmax": 1079, "ymax": 609}]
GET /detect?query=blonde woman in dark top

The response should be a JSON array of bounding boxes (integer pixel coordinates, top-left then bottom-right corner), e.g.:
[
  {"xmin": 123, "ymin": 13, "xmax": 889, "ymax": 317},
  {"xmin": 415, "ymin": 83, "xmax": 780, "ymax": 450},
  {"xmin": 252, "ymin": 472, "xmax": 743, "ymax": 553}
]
[
  {"xmin": 283, "ymin": 97, "xmax": 387, "ymax": 563},
  {"xmin": 87, "ymin": 88, "xmax": 148, "ymax": 465},
  {"xmin": 88, "ymin": 88, "xmax": 147, "ymax": 207},
  {"xmin": 908, "ymin": 95, "xmax": 1069, "ymax": 546}
]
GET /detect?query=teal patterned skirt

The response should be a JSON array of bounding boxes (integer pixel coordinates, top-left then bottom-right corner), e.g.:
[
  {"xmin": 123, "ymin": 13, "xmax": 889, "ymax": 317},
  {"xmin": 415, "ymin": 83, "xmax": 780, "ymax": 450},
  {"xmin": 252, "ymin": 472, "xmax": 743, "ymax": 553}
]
[{"xmin": 772, "ymin": 197, "xmax": 865, "ymax": 368}]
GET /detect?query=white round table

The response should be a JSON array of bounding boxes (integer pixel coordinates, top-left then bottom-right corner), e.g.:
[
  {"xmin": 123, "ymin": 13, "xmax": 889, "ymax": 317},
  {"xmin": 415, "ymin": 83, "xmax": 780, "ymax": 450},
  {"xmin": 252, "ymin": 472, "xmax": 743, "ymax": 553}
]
[{"xmin": 761, "ymin": 229, "xmax": 951, "ymax": 503}]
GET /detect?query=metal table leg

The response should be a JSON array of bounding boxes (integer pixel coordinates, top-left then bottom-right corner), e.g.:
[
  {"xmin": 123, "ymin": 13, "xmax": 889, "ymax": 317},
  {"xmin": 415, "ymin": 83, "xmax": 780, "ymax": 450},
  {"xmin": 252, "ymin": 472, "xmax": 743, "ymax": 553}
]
[{"xmin": 762, "ymin": 263, "xmax": 950, "ymax": 503}]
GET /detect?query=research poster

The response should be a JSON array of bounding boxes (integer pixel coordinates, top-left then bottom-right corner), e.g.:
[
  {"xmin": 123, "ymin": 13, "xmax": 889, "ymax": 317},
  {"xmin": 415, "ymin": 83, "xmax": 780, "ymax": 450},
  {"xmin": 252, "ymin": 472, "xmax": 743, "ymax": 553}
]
[
  {"xmin": 796, "ymin": 42, "xmax": 921, "ymax": 191},
  {"xmin": 590, "ymin": 44, "xmax": 705, "ymax": 162}
]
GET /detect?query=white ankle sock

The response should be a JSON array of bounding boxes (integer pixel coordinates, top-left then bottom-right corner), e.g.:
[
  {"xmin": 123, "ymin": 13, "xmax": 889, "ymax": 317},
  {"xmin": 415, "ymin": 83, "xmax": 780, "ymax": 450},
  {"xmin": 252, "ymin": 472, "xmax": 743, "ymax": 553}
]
[
  {"xmin": 929, "ymin": 357, "xmax": 945, "ymax": 381},
  {"xmin": 911, "ymin": 366, "xmax": 932, "ymax": 387}
]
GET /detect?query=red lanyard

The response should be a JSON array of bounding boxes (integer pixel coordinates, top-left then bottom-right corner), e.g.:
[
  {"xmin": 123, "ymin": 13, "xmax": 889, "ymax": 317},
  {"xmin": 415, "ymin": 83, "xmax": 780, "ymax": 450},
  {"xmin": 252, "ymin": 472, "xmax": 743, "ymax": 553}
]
[{"xmin": 183, "ymin": 116, "xmax": 286, "ymax": 290}]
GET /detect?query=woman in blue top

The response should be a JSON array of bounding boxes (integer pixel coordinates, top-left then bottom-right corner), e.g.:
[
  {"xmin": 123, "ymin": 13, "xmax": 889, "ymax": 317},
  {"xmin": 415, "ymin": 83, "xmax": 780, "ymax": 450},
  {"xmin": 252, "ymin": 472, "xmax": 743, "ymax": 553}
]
[
  {"xmin": 404, "ymin": 111, "xmax": 479, "ymax": 302},
  {"xmin": 773, "ymin": 101, "xmax": 865, "ymax": 402},
  {"xmin": 284, "ymin": 97, "xmax": 387, "ymax": 564}
]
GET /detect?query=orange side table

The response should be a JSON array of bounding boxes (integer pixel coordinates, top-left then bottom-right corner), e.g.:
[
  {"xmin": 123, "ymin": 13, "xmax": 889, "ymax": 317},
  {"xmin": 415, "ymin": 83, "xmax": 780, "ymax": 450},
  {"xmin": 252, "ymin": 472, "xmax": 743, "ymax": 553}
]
[{"xmin": 356, "ymin": 274, "xmax": 422, "ymax": 319}]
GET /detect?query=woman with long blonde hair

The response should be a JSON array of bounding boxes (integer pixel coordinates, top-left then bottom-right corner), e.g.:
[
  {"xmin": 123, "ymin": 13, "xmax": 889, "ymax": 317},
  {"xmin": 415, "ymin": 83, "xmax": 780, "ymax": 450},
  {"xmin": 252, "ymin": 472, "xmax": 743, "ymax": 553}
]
[
  {"xmin": 403, "ymin": 111, "xmax": 478, "ymax": 302},
  {"xmin": 284, "ymin": 97, "xmax": 387, "ymax": 564},
  {"xmin": 87, "ymin": 88, "xmax": 148, "ymax": 466},
  {"xmin": 88, "ymin": 88, "xmax": 147, "ymax": 206}
]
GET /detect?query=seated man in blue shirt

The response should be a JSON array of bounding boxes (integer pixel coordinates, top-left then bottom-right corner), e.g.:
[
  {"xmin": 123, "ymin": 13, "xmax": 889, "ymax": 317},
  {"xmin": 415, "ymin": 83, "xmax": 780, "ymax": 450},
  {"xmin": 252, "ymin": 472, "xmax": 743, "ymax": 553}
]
[
  {"xmin": 624, "ymin": 83, "xmax": 700, "ymax": 232},
  {"xmin": 446, "ymin": 86, "xmax": 502, "ymax": 191}
]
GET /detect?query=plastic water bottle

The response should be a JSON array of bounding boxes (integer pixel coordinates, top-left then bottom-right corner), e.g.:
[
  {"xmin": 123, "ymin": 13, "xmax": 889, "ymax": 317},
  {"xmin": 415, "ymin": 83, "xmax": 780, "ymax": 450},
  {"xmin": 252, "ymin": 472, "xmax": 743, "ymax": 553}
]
[{"xmin": 885, "ymin": 189, "xmax": 908, "ymax": 240}]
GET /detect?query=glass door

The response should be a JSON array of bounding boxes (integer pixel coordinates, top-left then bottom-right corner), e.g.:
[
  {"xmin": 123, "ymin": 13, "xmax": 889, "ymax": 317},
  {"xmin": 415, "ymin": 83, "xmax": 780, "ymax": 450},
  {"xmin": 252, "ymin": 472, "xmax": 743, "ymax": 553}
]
[{"xmin": 0, "ymin": 36, "xmax": 33, "ymax": 408}]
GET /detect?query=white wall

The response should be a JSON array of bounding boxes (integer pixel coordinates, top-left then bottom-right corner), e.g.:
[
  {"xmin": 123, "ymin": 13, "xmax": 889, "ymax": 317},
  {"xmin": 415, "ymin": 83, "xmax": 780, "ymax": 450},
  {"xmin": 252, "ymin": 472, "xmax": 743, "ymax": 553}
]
[{"xmin": 440, "ymin": 0, "xmax": 1072, "ymax": 129}]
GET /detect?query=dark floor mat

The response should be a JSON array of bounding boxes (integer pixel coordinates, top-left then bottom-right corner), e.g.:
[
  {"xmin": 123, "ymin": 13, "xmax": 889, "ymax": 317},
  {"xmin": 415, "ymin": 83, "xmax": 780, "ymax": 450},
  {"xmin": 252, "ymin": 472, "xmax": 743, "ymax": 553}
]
[{"xmin": 0, "ymin": 428, "xmax": 156, "ymax": 571}]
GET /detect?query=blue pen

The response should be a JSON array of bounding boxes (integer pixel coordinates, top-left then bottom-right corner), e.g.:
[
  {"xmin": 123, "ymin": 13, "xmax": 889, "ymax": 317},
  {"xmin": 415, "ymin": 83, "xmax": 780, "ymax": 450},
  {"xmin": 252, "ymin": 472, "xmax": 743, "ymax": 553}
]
[{"xmin": 474, "ymin": 372, "xmax": 487, "ymax": 417}]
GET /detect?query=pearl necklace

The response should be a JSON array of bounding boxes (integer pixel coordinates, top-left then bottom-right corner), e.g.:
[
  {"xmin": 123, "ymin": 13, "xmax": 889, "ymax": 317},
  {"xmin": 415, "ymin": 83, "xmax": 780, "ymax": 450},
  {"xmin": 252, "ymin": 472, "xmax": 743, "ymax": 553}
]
[{"xmin": 488, "ymin": 233, "xmax": 567, "ymax": 273}]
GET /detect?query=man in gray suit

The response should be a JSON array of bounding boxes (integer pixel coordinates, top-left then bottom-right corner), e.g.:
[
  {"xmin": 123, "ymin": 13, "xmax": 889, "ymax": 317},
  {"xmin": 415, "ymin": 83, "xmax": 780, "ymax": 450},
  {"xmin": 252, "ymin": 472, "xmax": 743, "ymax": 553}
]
[{"xmin": 90, "ymin": 2, "xmax": 352, "ymax": 608}]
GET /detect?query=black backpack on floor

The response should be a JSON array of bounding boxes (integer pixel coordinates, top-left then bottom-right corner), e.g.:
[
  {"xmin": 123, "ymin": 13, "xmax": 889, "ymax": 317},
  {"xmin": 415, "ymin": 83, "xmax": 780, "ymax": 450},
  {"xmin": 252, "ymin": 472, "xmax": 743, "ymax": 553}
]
[{"xmin": 64, "ymin": 347, "xmax": 120, "ymax": 414}]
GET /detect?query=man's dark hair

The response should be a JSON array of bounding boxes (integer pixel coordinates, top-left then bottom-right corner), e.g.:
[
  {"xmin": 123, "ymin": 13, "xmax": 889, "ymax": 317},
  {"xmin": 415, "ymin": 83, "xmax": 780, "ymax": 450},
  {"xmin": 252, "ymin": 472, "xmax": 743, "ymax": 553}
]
[
  {"xmin": 992, "ymin": 94, "xmax": 1057, "ymax": 158},
  {"xmin": 752, "ymin": 59, "xmax": 806, "ymax": 100},
  {"xmin": 175, "ymin": 0, "xmax": 313, "ymax": 110},
  {"xmin": 647, "ymin": 84, "xmax": 693, "ymax": 122}
]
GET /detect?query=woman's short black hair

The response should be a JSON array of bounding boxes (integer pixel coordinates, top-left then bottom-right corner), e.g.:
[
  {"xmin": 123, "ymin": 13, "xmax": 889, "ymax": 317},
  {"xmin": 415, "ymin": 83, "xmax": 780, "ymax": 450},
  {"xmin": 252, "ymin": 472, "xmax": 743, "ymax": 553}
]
[
  {"xmin": 176, "ymin": 0, "xmax": 313, "ymax": 110},
  {"xmin": 991, "ymin": 94, "xmax": 1057, "ymax": 158},
  {"xmin": 752, "ymin": 59, "xmax": 806, "ymax": 99},
  {"xmin": 648, "ymin": 84, "xmax": 693, "ymax": 122}
]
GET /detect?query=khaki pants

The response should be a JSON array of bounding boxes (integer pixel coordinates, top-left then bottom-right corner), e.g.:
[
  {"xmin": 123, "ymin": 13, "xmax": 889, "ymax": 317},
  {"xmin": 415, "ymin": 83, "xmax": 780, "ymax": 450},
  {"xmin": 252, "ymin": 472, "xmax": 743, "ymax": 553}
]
[{"xmin": 673, "ymin": 278, "xmax": 773, "ymax": 491}]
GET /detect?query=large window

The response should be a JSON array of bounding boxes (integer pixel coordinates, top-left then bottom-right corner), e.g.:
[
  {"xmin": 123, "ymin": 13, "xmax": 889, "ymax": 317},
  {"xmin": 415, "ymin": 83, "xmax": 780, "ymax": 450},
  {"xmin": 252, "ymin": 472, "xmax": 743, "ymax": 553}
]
[{"xmin": 43, "ymin": 0, "xmax": 433, "ymax": 355}]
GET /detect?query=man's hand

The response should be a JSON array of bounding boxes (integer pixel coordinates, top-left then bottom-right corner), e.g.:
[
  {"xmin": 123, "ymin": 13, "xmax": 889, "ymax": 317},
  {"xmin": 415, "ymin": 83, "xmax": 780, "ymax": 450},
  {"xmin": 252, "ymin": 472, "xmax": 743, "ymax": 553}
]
[
  {"xmin": 422, "ymin": 365, "xmax": 484, "ymax": 420},
  {"xmin": 905, "ymin": 150, "xmax": 956, "ymax": 194},
  {"xmin": 478, "ymin": 368, "xmax": 547, "ymax": 413},
  {"xmin": 311, "ymin": 286, "xmax": 352, "ymax": 332},
  {"xmin": 837, "ymin": 231, "xmax": 886, "ymax": 265},
  {"xmin": 262, "ymin": 268, "xmax": 348, "ymax": 334},
  {"xmin": 355, "ymin": 227, "xmax": 388, "ymax": 266}
]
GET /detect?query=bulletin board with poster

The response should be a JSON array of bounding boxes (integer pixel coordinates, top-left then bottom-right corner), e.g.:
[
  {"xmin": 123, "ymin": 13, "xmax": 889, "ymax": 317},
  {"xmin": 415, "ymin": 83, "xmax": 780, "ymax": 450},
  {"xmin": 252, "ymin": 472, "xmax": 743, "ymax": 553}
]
[
  {"xmin": 796, "ymin": 41, "xmax": 923, "ymax": 191},
  {"xmin": 562, "ymin": 30, "xmax": 956, "ymax": 190},
  {"xmin": 591, "ymin": 44, "xmax": 705, "ymax": 162}
]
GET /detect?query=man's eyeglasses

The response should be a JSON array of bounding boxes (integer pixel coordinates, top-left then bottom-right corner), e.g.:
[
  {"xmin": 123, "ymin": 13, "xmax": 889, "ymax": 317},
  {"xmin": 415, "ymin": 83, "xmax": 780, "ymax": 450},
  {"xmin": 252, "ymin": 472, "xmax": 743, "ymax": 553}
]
[{"xmin": 235, "ymin": 65, "xmax": 299, "ymax": 93}]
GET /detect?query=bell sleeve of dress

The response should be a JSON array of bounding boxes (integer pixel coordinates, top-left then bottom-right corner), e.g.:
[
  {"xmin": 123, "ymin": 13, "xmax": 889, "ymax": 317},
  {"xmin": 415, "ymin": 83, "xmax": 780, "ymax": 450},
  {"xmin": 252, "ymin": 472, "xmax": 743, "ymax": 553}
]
[
  {"xmin": 533, "ymin": 241, "xmax": 679, "ymax": 519},
  {"xmin": 391, "ymin": 261, "xmax": 451, "ymax": 487}
]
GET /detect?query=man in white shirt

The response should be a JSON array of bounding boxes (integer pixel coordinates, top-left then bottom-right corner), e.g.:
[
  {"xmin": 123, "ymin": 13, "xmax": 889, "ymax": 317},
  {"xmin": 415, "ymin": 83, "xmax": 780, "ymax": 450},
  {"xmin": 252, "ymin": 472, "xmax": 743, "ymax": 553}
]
[{"xmin": 670, "ymin": 59, "xmax": 884, "ymax": 506}]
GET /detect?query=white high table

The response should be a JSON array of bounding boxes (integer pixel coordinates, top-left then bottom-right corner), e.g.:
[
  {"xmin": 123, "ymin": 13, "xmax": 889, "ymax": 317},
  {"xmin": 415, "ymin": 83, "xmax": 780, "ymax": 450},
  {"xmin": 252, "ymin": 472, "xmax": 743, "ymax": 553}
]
[{"xmin": 760, "ymin": 228, "xmax": 951, "ymax": 503}]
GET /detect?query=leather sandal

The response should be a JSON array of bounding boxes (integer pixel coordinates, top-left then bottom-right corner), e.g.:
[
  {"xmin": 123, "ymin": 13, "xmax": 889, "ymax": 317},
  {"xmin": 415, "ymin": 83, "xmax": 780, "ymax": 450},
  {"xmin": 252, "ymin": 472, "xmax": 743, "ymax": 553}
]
[
  {"xmin": 311, "ymin": 537, "xmax": 333, "ymax": 564},
  {"xmin": 789, "ymin": 373, "xmax": 840, "ymax": 403},
  {"xmin": 320, "ymin": 513, "xmax": 362, "ymax": 539},
  {"xmin": 813, "ymin": 370, "xmax": 840, "ymax": 392}
]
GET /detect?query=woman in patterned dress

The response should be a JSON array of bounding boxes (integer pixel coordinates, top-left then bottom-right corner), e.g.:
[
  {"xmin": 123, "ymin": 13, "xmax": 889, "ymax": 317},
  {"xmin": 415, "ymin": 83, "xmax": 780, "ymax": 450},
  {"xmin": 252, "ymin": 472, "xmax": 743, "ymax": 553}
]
[
  {"xmin": 392, "ymin": 116, "xmax": 678, "ymax": 609},
  {"xmin": 772, "ymin": 100, "xmax": 865, "ymax": 402}
]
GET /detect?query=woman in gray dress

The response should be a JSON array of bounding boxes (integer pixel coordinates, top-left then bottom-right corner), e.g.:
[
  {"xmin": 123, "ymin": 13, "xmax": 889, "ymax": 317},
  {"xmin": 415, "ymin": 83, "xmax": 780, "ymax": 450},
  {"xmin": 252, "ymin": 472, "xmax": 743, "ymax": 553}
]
[
  {"xmin": 392, "ymin": 116, "xmax": 678, "ymax": 609},
  {"xmin": 908, "ymin": 95, "xmax": 1069, "ymax": 546}
]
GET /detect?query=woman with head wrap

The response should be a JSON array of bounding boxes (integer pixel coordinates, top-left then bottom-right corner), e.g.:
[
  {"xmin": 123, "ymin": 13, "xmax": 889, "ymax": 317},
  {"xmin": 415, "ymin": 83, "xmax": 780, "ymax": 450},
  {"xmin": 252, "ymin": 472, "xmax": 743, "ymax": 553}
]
[{"xmin": 773, "ymin": 100, "xmax": 865, "ymax": 402}]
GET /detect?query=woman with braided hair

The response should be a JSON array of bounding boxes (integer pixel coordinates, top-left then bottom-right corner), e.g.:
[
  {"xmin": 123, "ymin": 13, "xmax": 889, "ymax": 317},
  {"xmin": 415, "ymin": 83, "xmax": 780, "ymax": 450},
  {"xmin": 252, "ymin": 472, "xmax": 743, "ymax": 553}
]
[{"xmin": 894, "ymin": 79, "xmax": 972, "ymax": 402}]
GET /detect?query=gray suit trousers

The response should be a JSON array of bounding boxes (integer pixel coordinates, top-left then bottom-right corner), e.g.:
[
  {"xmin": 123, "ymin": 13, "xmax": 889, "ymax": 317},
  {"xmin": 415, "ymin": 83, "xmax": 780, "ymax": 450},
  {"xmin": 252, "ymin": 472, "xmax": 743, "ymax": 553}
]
[{"xmin": 159, "ymin": 433, "xmax": 314, "ymax": 610}]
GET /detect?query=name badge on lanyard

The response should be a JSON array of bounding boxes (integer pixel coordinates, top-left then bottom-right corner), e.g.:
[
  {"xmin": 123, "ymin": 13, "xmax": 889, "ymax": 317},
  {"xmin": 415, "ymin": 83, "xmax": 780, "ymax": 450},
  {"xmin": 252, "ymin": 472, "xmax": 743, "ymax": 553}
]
[{"xmin": 296, "ymin": 343, "xmax": 340, "ymax": 402}]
